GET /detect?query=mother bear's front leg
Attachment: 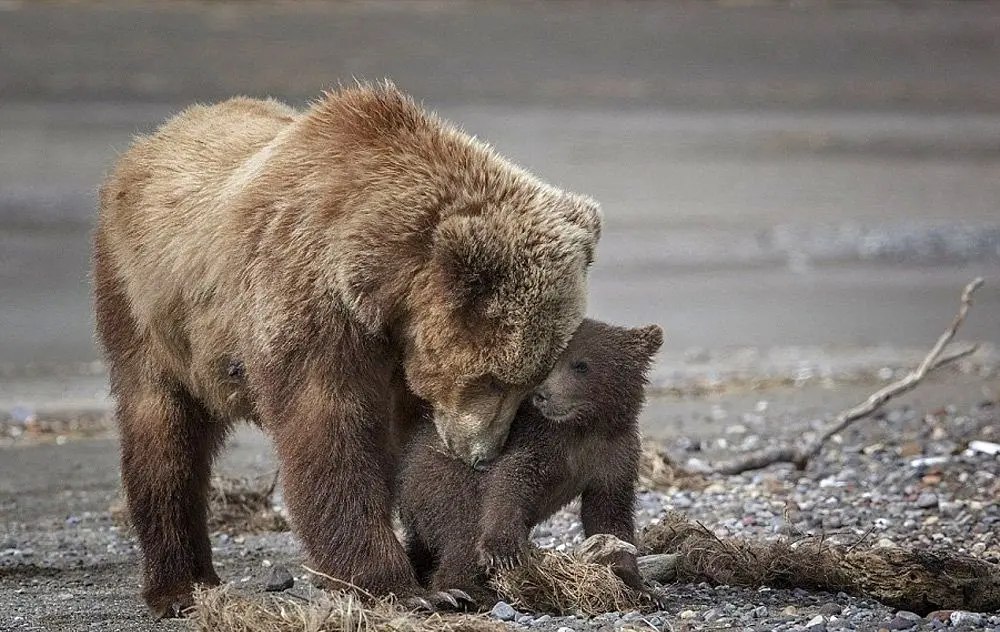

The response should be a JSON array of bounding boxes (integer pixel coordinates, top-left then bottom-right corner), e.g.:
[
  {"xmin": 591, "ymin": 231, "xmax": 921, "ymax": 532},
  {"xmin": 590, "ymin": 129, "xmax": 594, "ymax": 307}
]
[{"xmin": 256, "ymin": 349, "xmax": 472, "ymax": 609}]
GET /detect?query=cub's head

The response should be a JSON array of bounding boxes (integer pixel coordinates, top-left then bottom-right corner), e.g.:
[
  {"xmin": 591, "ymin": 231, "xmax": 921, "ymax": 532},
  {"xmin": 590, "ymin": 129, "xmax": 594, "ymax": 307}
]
[
  {"xmin": 532, "ymin": 319, "xmax": 663, "ymax": 425},
  {"xmin": 403, "ymin": 192, "xmax": 601, "ymax": 468}
]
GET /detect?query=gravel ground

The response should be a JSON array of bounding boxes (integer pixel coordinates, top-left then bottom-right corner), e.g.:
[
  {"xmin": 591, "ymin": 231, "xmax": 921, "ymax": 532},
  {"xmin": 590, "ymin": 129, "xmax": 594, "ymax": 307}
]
[{"xmin": 1, "ymin": 366, "xmax": 998, "ymax": 631}]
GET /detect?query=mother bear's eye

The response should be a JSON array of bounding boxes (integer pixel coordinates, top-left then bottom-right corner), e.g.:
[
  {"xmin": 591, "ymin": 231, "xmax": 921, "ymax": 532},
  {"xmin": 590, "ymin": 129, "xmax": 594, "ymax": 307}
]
[{"xmin": 571, "ymin": 360, "xmax": 589, "ymax": 375}]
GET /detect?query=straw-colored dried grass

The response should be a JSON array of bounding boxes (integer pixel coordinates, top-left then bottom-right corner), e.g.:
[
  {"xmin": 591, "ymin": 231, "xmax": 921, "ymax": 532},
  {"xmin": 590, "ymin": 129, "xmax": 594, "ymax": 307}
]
[
  {"xmin": 191, "ymin": 586, "xmax": 506, "ymax": 632},
  {"xmin": 490, "ymin": 550, "xmax": 648, "ymax": 616},
  {"xmin": 640, "ymin": 512, "xmax": 1000, "ymax": 614}
]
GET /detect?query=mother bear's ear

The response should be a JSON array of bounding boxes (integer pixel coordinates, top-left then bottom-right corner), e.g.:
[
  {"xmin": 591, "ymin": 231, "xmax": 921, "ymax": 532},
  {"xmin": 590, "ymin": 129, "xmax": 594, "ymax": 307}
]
[
  {"xmin": 559, "ymin": 195, "xmax": 603, "ymax": 265},
  {"xmin": 430, "ymin": 214, "xmax": 508, "ymax": 312}
]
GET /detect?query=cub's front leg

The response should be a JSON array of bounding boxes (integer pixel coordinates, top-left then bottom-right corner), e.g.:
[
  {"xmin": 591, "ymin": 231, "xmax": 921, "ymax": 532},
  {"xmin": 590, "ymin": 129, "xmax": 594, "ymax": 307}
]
[
  {"xmin": 581, "ymin": 477, "xmax": 665, "ymax": 606},
  {"xmin": 476, "ymin": 447, "xmax": 563, "ymax": 572}
]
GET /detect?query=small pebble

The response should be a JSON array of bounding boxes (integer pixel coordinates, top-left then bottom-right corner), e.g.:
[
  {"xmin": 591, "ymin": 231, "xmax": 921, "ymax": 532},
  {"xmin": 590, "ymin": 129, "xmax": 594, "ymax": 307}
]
[
  {"xmin": 263, "ymin": 565, "xmax": 294, "ymax": 592},
  {"xmin": 818, "ymin": 603, "xmax": 842, "ymax": 616},
  {"xmin": 886, "ymin": 615, "xmax": 917, "ymax": 630},
  {"xmin": 805, "ymin": 614, "xmax": 827, "ymax": 631},
  {"xmin": 915, "ymin": 492, "xmax": 939, "ymax": 509},
  {"xmin": 490, "ymin": 601, "xmax": 516, "ymax": 621},
  {"xmin": 895, "ymin": 611, "xmax": 922, "ymax": 622}
]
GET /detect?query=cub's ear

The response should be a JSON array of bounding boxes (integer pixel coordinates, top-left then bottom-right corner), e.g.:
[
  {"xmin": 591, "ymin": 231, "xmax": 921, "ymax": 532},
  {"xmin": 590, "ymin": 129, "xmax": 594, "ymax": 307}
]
[
  {"xmin": 430, "ymin": 215, "xmax": 505, "ymax": 309},
  {"xmin": 630, "ymin": 324, "xmax": 664, "ymax": 358}
]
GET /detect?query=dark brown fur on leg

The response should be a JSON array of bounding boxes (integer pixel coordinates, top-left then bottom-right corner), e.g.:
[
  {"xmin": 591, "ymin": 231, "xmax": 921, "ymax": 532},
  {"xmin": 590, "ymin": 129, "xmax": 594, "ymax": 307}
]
[
  {"xmin": 582, "ymin": 481, "xmax": 665, "ymax": 606},
  {"xmin": 95, "ymin": 238, "xmax": 227, "ymax": 618},
  {"xmin": 582, "ymin": 481, "xmax": 641, "ymax": 588},
  {"xmin": 258, "ymin": 348, "xmax": 422, "ymax": 599},
  {"xmin": 118, "ymin": 383, "xmax": 228, "ymax": 617},
  {"xmin": 405, "ymin": 534, "xmax": 436, "ymax": 587}
]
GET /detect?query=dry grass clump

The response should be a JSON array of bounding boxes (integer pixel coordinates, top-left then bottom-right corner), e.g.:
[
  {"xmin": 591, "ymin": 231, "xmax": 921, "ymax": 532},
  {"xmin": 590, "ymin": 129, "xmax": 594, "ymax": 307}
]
[
  {"xmin": 640, "ymin": 512, "xmax": 1000, "ymax": 614},
  {"xmin": 208, "ymin": 474, "xmax": 288, "ymax": 534},
  {"xmin": 190, "ymin": 586, "xmax": 506, "ymax": 632},
  {"xmin": 490, "ymin": 550, "xmax": 647, "ymax": 616},
  {"xmin": 638, "ymin": 441, "xmax": 707, "ymax": 492},
  {"xmin": 111, "ymin": 474, "xmax": 288, "ymax": 534}
]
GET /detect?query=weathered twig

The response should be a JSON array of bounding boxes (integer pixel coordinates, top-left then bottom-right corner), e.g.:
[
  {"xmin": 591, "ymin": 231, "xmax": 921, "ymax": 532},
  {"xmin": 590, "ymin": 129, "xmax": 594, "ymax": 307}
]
[{"xmin": 711, "ymin": 278, "xmax": 984, "ymax": 475}]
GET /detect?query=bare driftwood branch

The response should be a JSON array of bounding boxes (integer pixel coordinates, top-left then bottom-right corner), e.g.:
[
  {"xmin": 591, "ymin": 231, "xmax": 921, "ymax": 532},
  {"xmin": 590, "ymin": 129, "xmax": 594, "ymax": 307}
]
[{"xmin": 711, "ymin": 277, "xmax": 984, "ymax": 475}]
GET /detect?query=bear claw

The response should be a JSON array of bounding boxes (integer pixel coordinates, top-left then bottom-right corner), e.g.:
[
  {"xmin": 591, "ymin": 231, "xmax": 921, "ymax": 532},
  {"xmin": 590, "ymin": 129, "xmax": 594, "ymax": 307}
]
[
  {"xmin": 404, "ymin": 596, "xmax": 435, "ymax": 612},
  {"xmin": 445, "ymin": 589, "xmax": 475, "ymax": 606},
  {"xmin": 146, "ymin": 593, "xmax": 195, "ymax": 620},
  {"xmin": 404, "ymin": 589, "xmax": 476, "ymax": 613},
  {"xmin": 477, "ymin": 531, "xmax": 531, "ymax": 574}
]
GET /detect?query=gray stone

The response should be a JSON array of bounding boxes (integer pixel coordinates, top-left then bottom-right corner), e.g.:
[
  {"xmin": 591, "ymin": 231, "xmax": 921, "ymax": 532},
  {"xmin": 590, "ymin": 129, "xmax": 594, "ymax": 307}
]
[
  {"xmin": 818, "ymin": 603, "xmax": 842, "ymax": 616},
  {"xmin": 490, "ymin": 601, "xmax": 517, "ymax": 621},
  {"xmin": 753, "ymin": 605, "xmax": 768, "ymax": 618},
  {"xmin": 556, "ymin": 628, "xmax": 575, "ymax": 632},
  {"xmin": 916, "ymin": 492, "xmax": 939, "ymax": 509},
  {"xmin": 950, "ymin": 611, "xmax": 983, "ymax": 626},
  {"xmin": 703, "ymin": 608, "xmax": 724, "ymax": 621},
  {"xmin": 896, "ymin": 611, "xmax": 922, "ymax": 622},
  {"xmin": 805, "ymin": 615, "xmax": 827, "ymax": 631},
  {"xmin": 263, "ymin": 565, "xmax": 294, "ymax": 592},
  {"xmin": 886, "ymin": 615, "xmax": 917, "ymax": 630}
]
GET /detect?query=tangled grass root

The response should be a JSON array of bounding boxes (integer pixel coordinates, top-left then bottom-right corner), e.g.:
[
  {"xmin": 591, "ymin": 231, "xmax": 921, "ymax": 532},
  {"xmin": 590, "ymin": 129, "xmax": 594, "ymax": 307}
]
[
  {"xmin": 208, "ymin": 475, "xmax": 288, "ymax": 534},
  {"xmin": 641, "ymin": 512, "xmax": 1000, "ymax": 614},
  {"xmin": 491, "ymin": 550, "xmax": 649, "ymax": 616},
  {"xmin": 190, "ymin": 586, "xmax": 506, "ymax": 632}
]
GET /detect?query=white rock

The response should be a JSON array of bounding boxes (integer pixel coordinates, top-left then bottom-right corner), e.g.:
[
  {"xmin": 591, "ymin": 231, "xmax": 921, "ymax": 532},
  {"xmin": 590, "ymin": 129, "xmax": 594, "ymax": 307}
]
[{"xmin": 969, "ymin": 440, "xmax": 1000, "ymax": 456}]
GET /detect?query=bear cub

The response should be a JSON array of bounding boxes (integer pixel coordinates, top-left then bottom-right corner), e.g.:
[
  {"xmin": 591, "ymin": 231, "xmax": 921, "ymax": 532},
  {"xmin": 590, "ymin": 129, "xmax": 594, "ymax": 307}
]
[{"xmin": 398, "ymin": 319, "xmax": 663, "ymax": 606}]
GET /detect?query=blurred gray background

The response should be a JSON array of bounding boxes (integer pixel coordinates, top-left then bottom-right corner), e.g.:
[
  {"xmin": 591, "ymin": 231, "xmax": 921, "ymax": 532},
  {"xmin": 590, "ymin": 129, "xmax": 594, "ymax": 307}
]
[{"xmin": 1, "ymin": 0, "xmax": 998, "ymax": 384}]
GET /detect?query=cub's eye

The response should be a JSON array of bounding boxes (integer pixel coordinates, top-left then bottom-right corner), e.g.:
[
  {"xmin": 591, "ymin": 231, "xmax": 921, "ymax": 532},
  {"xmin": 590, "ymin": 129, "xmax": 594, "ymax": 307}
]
[
  {"xmin": 571, "ymin": 361, "xmax": 589, "ymax": 375},
  {"xmin": 483, "ymin": 375, "xmax": 506, "ymax": 394}
]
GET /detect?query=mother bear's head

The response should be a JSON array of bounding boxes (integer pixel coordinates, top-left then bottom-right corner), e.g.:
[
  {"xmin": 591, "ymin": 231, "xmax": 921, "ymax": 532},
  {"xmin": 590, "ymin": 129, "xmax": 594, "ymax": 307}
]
[
  {"xmin": 404, "ymin": 191, "xmax": 601, "ymax": 468},
  {"xmin": 320, "ymin": 83, "xmax": 601, "ymax": 467}
]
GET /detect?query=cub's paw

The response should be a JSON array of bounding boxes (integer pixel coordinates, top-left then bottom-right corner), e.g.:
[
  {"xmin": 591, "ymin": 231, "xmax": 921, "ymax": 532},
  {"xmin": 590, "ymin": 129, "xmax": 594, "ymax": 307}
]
[{"xmin": 477, "ymin": 531, "xmax": 532, "ymax": 572}]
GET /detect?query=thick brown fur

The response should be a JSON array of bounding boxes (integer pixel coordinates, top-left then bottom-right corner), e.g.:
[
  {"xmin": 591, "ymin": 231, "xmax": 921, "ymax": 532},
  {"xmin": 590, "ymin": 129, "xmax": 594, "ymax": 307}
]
[
  {"xmin": 93, "ymin": 82, "xmax": 601, "ymax": 616},
  {"xmin": 397, "ymin": 319, "xmax": 663, "ymax": 606}
]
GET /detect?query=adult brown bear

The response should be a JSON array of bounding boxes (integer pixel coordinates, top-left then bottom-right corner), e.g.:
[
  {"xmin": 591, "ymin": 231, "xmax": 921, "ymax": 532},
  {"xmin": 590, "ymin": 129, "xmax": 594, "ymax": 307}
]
[{"xmin": 93, "ymin": 83, "xmax": 601, "ymax": 617}]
